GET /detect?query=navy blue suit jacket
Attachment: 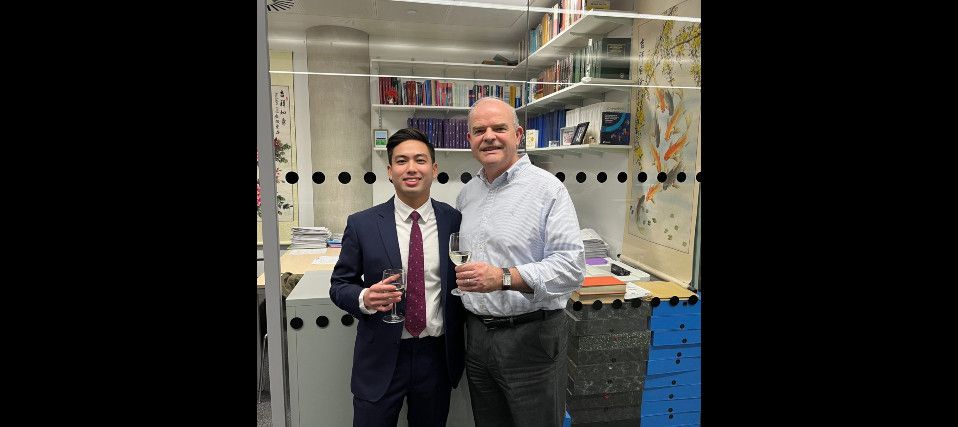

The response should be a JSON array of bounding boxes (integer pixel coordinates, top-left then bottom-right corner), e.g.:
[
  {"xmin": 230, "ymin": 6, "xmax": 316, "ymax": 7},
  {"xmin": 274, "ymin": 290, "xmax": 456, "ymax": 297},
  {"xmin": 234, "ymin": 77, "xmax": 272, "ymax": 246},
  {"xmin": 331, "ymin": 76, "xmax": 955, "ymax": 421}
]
[{"xmin": 329, "ymin": 197, "xmax": 464, "ymax": 402}]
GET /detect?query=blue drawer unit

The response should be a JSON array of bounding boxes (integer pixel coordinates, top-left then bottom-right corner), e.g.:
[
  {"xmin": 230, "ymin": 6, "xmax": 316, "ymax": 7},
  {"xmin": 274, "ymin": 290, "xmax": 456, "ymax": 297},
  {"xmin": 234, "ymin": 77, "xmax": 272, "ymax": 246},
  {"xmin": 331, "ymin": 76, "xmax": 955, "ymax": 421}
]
[
  {"xmin": 649, "ymin": 344, "xmax": 701, "ymax": 360},
  {"xmin": 651, "ymin": 329, "xmax": 701, "ymax": 346},
  {"xmin": 645, "ymin": 370, "xmax": 701, "ymax": 388},
  {"xmin": 639, "ymin": 411, "xmax": 700, "ymax": 426},
  {"xmin": 648, "ymin": 356, "xmax": 700, "ymax": 375},
  {"xmin": 643, "ymin": 384, "xmax": 701, "ymax": 401},
  {"xmin": 648, "ymin": 297, "xmax": 700, "ymax": 316},
  {"xmin": 639, "ymin": 293, "xmax": 701, "ymax": 426},
  {"xmin": 641, "ymin": 397, "xmax": 701, "ymax": 415},
  {"xmin": 649, "ymin": 313, "xmax": 701, "ymax": 331}
]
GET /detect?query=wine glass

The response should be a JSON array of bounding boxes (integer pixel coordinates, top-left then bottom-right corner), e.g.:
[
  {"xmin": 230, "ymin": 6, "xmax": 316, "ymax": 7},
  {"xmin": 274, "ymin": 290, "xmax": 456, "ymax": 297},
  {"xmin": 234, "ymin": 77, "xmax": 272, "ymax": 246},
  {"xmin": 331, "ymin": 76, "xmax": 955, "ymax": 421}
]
[
  {"xmin": 382, "ymin": 268, "xmax": 405, "ymax": 323},
  {"xmin": 449, "ymin": 233, "xmax": 472, "ymax": 297}
]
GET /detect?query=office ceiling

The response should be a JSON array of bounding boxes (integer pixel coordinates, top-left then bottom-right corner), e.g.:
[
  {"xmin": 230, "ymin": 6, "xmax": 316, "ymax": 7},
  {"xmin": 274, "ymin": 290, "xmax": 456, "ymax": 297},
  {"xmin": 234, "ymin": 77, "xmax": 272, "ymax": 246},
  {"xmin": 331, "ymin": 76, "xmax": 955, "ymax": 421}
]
[{"xmin": 266, "ymin": 0, "xmax": 540, "ymax": 44}]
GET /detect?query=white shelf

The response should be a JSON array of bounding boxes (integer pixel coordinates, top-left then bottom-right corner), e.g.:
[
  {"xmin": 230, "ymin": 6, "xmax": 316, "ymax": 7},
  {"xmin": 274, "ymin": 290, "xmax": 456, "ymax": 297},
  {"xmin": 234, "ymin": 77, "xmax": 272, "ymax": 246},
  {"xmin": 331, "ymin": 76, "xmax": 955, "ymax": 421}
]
[
  {"xmin": 525, "ymin": 144, "xmax": 629, "ymax": 157},
  {"xmin": 517, "ymin": 77, "xmax": 632, "ymax": 115},
  {"xmin": 373, "ymin": 104, "xmax": 472, "ymax": 111},
  {"xmin": 373, "ymin": 147, "xmax": 472, "ymax": 153},
  {"xmin": 512, "ymin": 12, "xmax": 631, "ymax": 78},
  {"xmin": 372, "ymin": 59, "xmax": 514, "ymax": 72}
]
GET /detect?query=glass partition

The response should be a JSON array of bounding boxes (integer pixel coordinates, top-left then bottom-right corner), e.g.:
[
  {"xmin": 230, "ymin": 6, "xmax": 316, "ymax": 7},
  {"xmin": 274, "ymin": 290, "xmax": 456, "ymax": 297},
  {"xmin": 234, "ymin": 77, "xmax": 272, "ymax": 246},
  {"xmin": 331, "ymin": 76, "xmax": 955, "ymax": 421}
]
[{"xmin": 259, "ymin": 1, "xmax": 701, "ymax": 425}]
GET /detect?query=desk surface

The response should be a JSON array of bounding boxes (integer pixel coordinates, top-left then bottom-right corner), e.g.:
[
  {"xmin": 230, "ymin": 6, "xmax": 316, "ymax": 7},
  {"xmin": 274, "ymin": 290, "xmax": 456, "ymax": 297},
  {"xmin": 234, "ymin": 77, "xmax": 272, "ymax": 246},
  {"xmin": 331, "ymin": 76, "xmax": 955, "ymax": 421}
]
[{"xmin": 257, "ymin": 248, "xmax": 341, "ymax": 287}]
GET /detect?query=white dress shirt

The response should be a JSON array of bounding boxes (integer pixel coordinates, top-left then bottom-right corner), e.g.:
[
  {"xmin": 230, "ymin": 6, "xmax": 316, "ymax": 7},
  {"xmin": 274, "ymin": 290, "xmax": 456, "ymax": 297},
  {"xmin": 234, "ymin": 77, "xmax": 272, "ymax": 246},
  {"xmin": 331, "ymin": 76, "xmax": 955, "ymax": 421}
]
[
  {"xmin": 456, "ymin": 155, "xmax": 585, "ymax": 316},
  {"xmin": 358, "ymin": 197, "xmax": 444, "ymax": 338}
]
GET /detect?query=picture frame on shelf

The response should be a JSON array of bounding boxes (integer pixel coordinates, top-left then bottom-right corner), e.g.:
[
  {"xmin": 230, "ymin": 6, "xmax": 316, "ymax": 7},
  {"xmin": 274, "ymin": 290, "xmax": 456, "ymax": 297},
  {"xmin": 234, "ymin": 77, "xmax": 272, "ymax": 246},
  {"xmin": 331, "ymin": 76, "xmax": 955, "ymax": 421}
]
[
  {"xmin": 560, "ymin": 126, "xmax": 575, "ymax": 146},
  {"xmin": 572, "ymin": 122, "xmax": 589, "ymax": 145}
]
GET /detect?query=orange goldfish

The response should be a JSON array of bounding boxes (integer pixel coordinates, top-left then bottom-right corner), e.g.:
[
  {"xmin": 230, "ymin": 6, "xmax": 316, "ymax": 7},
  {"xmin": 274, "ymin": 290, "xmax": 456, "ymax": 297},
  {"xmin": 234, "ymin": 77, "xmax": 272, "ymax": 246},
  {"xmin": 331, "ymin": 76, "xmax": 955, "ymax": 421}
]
[
  {"xmin": 646, "ymin": 183, "xmax": 661, "ymax": 203},
  {"xmin": 664, "ymin": 132, "xmax": 689, "ymax": 161},
  {"xmin": 665, "ymin": 106, "xmax": 684, "ymax": 140},
  {"xmin": 655, "ymin": 88, "xmax": 666, "ymax": 112},
  {"xmin": 649, "ymin": 141, "xmax": 662, "ymax": 173}
]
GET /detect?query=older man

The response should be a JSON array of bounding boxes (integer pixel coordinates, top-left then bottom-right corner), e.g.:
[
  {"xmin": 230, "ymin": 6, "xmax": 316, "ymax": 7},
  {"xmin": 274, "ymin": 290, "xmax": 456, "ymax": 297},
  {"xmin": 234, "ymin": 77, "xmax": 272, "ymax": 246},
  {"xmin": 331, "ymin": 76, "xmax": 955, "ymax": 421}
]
[{"xmin": 454, "ymin": 97, "xmax": 586, "ymax": 427}]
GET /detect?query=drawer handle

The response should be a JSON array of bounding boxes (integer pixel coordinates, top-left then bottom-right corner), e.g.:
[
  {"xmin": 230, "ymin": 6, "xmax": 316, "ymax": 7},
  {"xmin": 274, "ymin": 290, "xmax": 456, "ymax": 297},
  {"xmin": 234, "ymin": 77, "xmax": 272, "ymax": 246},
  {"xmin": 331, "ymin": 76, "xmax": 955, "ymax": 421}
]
[
  {"xmin": 668, "ymin": 414, "xmax": 674, "ymax": 419},
  {"xmin": 676, "ymin": 352, "xmax": 682, "ymax": 357},
  {"xmin": 290, "ymin": 317, "xmax": 303, "ymax": 330},
  {"xmin": 675, "ymin": 359, "xmax": 681, "ymax": 365},
  {"xmin": 316, "ymin": 316, "xmax": 329, "ymax": 328},
  {"xmin": 682, "ymin": 338, "xmax": 688, "ymax": 344},
  {"xmin": 689, "ymin": 295, "xmax": 699, "ymax": 305},
  {"xmin": 669, "ymin": 393, "xmax": 674, "ymax": 399},
  {"xmin": 651, "ymin": 297, "xmax": 661, "ymax": 307},
  {"xmin": 631, "ymin": 298, "xmax": 642, "ymax": 308},
  {"xmin": 612, "ymin": 299, "xmax": 623, "ymax": 309},
  {"xmin": 572, "ymin": 301, "xmax": 583, "ymax": 311},
  {"xmin": 592, "ymin": 300, "xmax": 603, "ymax": 310},
  {"xmin": 669, "ymin": 296, "xmax": 680, "ymax": 306},
  {"xmin": 680, "ymin": 323, "xmax": 686, "ymax": 330},
  {"xmin": 668, "ymin": 408, "xmax": 673, "ymax": 413},
  {"xmin": 671, "ymin": 380, "xmax": 677, "ymax": 385}
]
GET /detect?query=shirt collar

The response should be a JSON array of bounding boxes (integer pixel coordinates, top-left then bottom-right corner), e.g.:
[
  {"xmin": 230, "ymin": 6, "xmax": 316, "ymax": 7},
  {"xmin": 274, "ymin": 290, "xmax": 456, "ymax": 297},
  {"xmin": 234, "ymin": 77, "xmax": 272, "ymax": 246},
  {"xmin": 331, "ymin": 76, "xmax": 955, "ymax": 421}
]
[
  {"xmin": 478, "ymin": 153, "xmax": 531, "ymax": 186},
  {"xmin": 394, "ymin": 197, "xmax": 434, "ymax": 222}
]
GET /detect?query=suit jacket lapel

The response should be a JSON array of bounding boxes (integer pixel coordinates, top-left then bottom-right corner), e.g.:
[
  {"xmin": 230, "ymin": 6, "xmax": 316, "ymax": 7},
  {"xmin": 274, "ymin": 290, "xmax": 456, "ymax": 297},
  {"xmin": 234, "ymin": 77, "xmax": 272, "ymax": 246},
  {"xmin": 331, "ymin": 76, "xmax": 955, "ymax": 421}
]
[
  {"xmin": 378, "ymin": 197, "xmax": 402, "ymax": 269},
  {"xmin": 433, "ymin": 199, "xmax": 450, "ymax": 306}
]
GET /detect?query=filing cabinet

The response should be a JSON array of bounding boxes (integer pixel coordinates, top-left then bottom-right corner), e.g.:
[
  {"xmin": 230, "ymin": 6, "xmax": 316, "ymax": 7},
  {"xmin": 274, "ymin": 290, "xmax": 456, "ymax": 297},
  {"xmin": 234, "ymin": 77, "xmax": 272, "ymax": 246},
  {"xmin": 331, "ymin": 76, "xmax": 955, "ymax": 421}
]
[{"xmin": 285, "ymin": 270, "xmax": 474, "ymax": 426}]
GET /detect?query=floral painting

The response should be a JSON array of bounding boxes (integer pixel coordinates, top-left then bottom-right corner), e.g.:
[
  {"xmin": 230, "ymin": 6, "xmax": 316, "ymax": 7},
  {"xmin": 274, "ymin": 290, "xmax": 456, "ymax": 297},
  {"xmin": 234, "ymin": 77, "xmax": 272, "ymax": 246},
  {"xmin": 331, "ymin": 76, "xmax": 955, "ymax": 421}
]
[{"xmin": 258, "ymin": 85, "xmax": 296, "ymax": 222}]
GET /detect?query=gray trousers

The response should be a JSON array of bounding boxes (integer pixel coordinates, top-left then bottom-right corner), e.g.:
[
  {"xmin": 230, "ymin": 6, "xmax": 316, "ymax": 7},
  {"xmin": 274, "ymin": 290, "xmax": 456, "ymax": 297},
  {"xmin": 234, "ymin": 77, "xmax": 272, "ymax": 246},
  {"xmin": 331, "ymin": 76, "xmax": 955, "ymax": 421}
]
[{"xmin": 465, "ymin": 311, "xmax": 567, "ymax": 427}]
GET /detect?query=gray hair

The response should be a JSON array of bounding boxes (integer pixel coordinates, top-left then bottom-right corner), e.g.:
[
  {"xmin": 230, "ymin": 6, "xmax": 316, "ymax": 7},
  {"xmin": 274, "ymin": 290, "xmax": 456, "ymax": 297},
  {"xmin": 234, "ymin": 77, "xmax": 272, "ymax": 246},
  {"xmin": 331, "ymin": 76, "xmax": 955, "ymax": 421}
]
[{"xmin": 467, "ymin": 96, "xmax": 520, "ymax": 129}]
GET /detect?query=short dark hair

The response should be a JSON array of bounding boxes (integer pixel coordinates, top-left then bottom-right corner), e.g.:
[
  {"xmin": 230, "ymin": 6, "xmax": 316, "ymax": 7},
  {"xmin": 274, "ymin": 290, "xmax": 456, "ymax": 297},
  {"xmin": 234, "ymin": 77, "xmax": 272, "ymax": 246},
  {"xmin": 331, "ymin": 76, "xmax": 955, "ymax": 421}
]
[{"xmin": 386, "ymin": 128, "xmax": 435, "ymax": 164}]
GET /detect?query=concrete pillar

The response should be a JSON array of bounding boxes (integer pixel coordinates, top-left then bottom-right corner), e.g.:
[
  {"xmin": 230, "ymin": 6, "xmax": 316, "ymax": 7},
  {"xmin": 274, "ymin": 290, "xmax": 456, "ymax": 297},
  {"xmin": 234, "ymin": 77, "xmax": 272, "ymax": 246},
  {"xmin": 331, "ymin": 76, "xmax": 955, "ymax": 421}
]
[{"xmin": 306, "ymin": 26, "xmax": 372, "ymax": 233}]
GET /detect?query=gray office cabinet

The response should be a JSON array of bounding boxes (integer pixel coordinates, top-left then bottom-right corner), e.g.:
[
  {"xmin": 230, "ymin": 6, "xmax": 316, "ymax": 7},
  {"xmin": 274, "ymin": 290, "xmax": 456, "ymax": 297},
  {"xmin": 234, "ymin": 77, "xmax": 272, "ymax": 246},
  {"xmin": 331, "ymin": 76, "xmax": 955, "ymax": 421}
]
[{"xmin": 286, "ymin": 270, "xmax": 474, "ymax": 427}]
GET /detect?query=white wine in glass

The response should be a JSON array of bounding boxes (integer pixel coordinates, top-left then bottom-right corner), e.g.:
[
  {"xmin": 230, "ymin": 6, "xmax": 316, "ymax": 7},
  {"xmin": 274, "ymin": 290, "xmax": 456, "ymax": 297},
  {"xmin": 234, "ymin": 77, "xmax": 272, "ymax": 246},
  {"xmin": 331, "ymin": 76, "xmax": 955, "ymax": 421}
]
[
  {"xmin": 449, "ymin": 233, "xmax": 471, "ymax": 297},
  {"xmin": 382, "ymin": 269, "xmax": 405, "ymax": 323}
]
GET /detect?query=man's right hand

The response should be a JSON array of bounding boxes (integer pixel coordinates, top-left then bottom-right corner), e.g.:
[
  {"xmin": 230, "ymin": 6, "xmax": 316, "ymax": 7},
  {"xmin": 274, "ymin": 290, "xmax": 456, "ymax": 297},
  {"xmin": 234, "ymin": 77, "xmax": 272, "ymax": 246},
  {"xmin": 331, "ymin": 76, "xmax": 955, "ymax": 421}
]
[{"xmin": 363, "ymin": 275, "xmax": 403, "ymax": 312}]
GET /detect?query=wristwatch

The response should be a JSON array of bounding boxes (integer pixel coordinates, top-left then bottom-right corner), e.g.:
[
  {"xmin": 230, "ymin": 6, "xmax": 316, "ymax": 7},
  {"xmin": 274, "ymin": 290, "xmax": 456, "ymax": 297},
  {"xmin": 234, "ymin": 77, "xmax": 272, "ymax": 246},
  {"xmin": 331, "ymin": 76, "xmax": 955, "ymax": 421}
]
[{"xmin": 501, "ymin": 267, "xmax": 511, "ymax": 291}]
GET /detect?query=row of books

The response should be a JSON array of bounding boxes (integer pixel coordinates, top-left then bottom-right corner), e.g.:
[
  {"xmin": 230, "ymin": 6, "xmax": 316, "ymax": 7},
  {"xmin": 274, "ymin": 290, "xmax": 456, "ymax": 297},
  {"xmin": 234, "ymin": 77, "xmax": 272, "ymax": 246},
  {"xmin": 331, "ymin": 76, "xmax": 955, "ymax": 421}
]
[
  {"xmin": 519, "ymin": 1, "xmax": 614, "ymax": 63},
  {"xmin": 525, "ymin": 109, "xmax": 568, "ymax": 148},
  {"xmin": 526, "ymin": 37, "xmax": 632, "ymax": 104},
  {"xmin": 377, "ymin": 77, "xmax": 522, "ymax": 108},
  {"xmin": 406, "ymin": 117, "xmax": 471, "ymax": 149}
]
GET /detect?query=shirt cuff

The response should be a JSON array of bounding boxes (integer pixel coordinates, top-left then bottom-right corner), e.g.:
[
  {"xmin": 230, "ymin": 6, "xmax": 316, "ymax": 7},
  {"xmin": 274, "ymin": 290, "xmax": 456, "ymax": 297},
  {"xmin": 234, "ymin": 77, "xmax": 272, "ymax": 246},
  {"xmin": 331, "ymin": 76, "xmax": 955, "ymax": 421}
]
[{"xmin": 358, "ymin": 288, "xmax": 377, "ymax": 315}]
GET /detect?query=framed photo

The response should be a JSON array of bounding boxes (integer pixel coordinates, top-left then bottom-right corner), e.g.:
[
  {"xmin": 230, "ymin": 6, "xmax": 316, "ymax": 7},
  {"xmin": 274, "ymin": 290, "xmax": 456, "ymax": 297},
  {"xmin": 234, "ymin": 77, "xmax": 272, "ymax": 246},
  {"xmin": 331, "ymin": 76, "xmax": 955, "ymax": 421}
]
[
  {"xmin": 560, "ymin": 126, "xmax": 575, "ymax": 146},
  {"xmin": 572, "ymin": 122, "xmax": 589, "ymax": 145}
]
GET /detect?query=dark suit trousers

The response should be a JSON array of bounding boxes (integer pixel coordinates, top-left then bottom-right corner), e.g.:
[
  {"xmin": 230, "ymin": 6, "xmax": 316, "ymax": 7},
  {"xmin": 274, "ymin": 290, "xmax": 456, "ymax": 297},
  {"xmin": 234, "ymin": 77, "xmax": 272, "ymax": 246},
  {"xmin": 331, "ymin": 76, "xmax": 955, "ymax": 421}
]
[
  {"xmin": 465, "ymin": 311, "xmax": 568, "ymax": 427},
  {"xmin": 353, "ymin": 335, "xmax": 451, "ymax": 427}
]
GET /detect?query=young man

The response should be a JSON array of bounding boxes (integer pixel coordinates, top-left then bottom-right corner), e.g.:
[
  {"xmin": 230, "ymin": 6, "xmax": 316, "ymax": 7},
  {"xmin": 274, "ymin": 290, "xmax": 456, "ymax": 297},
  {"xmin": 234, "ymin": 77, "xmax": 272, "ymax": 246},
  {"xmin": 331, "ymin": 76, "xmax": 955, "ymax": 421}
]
[
  {"xmin": 330, "ymin": 128, "xmax": 464, "ymax": 427},
  {"xmin": 454, "ymin": 97, "xmax": 586, "ymax": 427}
]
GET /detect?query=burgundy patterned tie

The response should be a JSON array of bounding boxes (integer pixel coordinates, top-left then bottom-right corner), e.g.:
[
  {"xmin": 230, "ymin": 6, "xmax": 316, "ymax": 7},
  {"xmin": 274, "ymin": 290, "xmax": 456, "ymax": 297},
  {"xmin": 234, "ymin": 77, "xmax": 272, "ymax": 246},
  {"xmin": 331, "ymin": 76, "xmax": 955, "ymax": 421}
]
[{"xmin": 405, "ymin": 210, "xmax": 425, "ymax": 337}]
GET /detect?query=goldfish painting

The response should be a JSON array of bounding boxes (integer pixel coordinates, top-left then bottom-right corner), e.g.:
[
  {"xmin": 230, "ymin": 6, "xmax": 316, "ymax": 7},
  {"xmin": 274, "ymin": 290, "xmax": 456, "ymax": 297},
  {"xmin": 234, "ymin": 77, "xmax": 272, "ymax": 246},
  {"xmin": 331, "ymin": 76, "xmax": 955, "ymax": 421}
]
[
  {"xmin": 662, "ymin": 160, "xmax": 683, "ymax": 191},
  {"xmin": 655, "ymin": 88, "xmax": 667, "ymax": 113},
  {"xmin": 664, "ymin": 132, "xmax": 688, "ymax": 161},
  {"xmin": 665, "ymin": 106, "xmax": 684, "ymax": 140},
  {"xmin": 649, "ymin": 141, "xmax": 663, "ymax": 173},
  {"xmin": 646, "ymin": 183, "xmax": 662, "ymax": 203}
]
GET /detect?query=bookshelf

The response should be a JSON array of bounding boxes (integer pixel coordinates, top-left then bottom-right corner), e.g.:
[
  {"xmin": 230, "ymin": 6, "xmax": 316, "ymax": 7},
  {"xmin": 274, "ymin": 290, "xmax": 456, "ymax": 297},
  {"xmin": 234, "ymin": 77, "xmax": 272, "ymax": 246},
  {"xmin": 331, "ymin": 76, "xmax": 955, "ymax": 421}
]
[
  {"xmin": 525, "ymin": 143, "xmax": 629, "ymax": 157},
  {"xmin": 373, "ymin": 104, "xmax": 472, "ymax": 112},
  {"xmin": 372, "ymin": 59, "xmax": 515, "ymax": 75},
  {"xmin": 512, "ymin": 11, "xmax": 632, "ymax": 79},
  {"xmin": 517, "ymin": 76, "xmax": 631, "ymax": 115},
  {"xmin": 373, "ymin": 147, "xmax": 472, "ymax": 153}
]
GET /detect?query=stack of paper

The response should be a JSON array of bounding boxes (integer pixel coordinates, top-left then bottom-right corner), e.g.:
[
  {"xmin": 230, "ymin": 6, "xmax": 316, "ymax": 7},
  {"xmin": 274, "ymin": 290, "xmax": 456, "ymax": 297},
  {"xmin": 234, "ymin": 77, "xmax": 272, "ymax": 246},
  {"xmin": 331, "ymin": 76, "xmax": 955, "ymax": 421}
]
[
  {"xmin": 580, "ymin": 228, "xmax": 610, "ymax": 259},
  {"xmin": 290, "ymin": 227, "xmax": 330, "ymax": 249}
]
